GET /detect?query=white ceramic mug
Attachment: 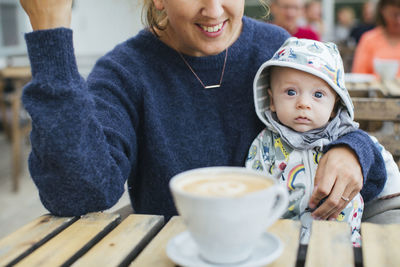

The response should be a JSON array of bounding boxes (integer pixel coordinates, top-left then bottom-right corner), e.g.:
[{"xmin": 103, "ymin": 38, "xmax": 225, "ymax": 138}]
[{"xmin": 169, "ymin": 166, "xmax": 289, "ymax": 264}]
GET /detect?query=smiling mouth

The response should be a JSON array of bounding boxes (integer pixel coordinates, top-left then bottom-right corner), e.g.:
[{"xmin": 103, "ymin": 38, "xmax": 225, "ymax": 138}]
[{"xmin": 197, "ymin": 21, "xmax": 225, "ymax": 33}]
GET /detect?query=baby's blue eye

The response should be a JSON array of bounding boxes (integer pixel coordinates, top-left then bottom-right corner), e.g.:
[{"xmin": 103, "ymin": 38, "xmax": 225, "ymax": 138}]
[
  {"xmin": 314, "ymin": 92, "xmax": 323, "ymax": 98},
  {"xmin": 287, "ymin": 89, "xmax": 296, "ymax": 96}
]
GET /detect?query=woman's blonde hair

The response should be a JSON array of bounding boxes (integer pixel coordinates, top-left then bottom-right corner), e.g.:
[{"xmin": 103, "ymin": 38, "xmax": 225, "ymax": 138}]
[
  {"xmin": 141, "ymin": 0, "xmax": 270, "ymax": 33},
  {"xmin": 259, "ymin": 0, "xmax": 270, "ymax": 19}
]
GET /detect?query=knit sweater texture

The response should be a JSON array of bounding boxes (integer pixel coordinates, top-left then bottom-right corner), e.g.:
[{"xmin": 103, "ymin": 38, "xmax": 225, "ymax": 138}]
[{"xmin": 22, "ymin": 17, "xmax": 386, "ymax": 218}]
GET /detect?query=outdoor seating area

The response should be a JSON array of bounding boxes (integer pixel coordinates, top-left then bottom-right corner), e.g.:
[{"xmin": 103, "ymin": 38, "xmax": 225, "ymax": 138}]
[{"xmin": 1, "ymin": 1, "xmax": 400, "ymax": 266}]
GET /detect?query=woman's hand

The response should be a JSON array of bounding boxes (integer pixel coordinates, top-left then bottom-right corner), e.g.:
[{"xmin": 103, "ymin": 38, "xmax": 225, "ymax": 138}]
[
  {"xmin": 20, "ymin": 0, "xmax": 73, "ymax": 30},
  {"xmin": 309, "ymin": 145, "xmax": 363, "ymax": 220}
]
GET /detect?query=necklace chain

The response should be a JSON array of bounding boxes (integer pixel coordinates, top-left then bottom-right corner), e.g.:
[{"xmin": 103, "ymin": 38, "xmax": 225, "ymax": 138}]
[{"xmin": 178, "ymin": 48, "xmax": 228, "ymax": 89}]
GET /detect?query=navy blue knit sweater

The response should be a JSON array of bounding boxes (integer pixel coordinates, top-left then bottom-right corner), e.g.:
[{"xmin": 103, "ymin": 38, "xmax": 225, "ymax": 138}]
[{"xmin": 22, "ymin": 17, "xmax": 385, "ymax": 218}]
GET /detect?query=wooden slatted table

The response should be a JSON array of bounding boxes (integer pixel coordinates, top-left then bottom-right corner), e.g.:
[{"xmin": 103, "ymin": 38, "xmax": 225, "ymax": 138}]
[
  {"xmin": 345, "ymin": 78, "xmax": 400, "ymax": 165},
  {"xmin": 1, "ymin": 212, "xmax": 399, "ymax": 266},
  {"xmin": 346, "ymin": 78, "xmax": 400, "ymax": 97}
]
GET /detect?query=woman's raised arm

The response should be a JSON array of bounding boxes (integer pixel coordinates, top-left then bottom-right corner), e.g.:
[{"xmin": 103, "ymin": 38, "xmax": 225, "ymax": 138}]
[{"xmin": 20, "ymin": 0, "xmax": 73, "ymax": 30}]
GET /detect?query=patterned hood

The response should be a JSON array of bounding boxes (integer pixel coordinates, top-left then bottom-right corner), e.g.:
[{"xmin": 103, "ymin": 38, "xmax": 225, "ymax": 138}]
[{"xmin": 253, "ymin": 37, "xmax": 354, "ymax": 129}]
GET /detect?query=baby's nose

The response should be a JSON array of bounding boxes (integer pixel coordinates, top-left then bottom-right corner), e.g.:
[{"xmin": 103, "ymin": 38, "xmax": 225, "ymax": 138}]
[{"xmin": 296, "ymin": 96, "xmax": 311, "ymax": 109}]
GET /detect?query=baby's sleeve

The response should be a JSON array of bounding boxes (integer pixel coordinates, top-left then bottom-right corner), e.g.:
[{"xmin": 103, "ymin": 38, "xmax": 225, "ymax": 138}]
[{"xmin": 245, "ymin": 129, "xmax": 273, "ymax": 174}]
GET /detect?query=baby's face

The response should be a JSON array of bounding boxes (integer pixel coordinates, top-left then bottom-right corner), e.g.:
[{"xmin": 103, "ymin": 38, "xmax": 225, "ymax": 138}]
[{"xmin": 269, "ymin": 67, "xmax": 337, "ymax": 133}]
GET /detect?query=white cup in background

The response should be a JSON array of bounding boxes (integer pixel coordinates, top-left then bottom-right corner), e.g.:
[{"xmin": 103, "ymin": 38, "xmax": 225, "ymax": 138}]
[
  {"xmin": 169, "ymin": 166, "xmax": 289, "ymax": 264},
  {"xmin": 373, "ymin": 58, "xmax": 399, "ymax": 81}
]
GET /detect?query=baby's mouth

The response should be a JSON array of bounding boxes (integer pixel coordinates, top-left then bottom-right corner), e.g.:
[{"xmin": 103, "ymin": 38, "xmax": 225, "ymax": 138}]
[{"xmin": 295, "ymin": 116, "xmax": 311, "ymax": 123}]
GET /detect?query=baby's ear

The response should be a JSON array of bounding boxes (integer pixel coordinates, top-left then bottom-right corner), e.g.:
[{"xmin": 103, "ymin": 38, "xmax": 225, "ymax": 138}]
[{"xmin": 268, "ymin": 89, "xmax": 276, "ymax": 112}]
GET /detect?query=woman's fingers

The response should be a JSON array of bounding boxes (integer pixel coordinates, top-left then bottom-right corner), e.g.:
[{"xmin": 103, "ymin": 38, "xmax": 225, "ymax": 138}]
[
  {"xmin": 309, "ymin": 146, "xmax": 363, "ymax": 220},
  {"xmin": 328, "ymin": 188, "xmax": 359, "ymax": 220},
  {"xmin": 308, "ymin": 147, "xmax": 339, "ymax": 210},
  {"xmin": 312, "ymin": 174, "xmax": 347, "ymax": 219}
]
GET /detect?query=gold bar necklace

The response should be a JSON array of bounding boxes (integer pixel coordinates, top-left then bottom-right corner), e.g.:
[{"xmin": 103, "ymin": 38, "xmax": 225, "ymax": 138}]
[{"xmin": 178, "ymin": 48, "xmax": 228, "ymax": 89}]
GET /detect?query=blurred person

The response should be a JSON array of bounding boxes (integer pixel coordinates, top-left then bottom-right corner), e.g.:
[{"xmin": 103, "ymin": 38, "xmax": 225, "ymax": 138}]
[
  {"xmin": 350, "ymin": 1, "xmax": 376, "ymax": 44},
  {"xmin": 352, "ymin": 0, "xmax": 400, "ymax": 77},
  {"xmin": 334, "ymin": 6, "xmax": 356, "ymax": 44},
  {"xmin": 269, "ymin": 0, "xmax": 320, "ymax": 40},
  {"xmin": 303, "ymin": 0, "xmax": 324, "ymax": 38}
]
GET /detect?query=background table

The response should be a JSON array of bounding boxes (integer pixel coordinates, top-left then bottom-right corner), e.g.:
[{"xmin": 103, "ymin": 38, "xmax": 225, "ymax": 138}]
[
  {"xmin": 1, "ymin": 212, "xmax": 400, "ymax": 266},
  {"xmin": 346, "ymin": 78, "xmax": 400, "ymax": 98},
  {"xmin": 0, "ymin": 66, "xmax": 32, "ymax": 192},
  {"xmin": 346, "ymin": 78, "xmax": 400, "ymax": 166}
]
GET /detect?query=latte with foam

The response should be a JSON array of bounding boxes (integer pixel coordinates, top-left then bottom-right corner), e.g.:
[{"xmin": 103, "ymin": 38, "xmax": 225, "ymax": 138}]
[
  {"xmin": 169, "ymin": 167, "xmax": 289, "ymax": 264},
  {"xmin": 178, "ymin": 173, "xmax": 272, "ymax": 197}
]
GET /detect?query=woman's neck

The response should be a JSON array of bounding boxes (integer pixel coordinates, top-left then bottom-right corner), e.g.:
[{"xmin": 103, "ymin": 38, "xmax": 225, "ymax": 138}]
[{"xmin": 383, "ymin": 27, "xmax": 400, "ymax": 46}]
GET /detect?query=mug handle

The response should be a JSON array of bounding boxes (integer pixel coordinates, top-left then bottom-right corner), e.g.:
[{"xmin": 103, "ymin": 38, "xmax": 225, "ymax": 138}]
[{"xmin": 266, "ymin": 185, "xmax": 289, "ymax": 228}]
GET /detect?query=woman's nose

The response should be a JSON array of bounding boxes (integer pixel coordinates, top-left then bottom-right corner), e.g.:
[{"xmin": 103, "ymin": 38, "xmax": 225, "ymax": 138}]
[{"xmin": 201, "ymin": 0, "xmax": 224, "ymax": 18}]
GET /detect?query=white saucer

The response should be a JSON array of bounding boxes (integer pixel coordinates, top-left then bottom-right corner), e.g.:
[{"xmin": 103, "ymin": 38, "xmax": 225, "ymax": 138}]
[{"xmin": 166, "ymin": 231, "xmax": 283, "ymax": 267}]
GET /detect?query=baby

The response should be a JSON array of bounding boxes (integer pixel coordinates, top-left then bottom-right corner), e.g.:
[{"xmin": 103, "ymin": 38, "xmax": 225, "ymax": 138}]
[{"xmin": 246, "ymin": 37, "xmax": 400, "ymax": 246}]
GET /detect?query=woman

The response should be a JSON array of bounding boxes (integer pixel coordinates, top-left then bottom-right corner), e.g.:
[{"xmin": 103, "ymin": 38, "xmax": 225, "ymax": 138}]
[
  {"xmin": 352, "ymin": 0, "xmax": 400, "ymax": 77},
  {"xmin": 19, "ymin": 0, "xmax": 385, "ymax": 220}
]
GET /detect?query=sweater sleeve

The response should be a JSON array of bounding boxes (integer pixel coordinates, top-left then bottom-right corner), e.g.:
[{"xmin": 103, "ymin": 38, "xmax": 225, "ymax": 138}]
[
  {"xmin": 369, "ymin": 136, "xmax": 400, "ymax": 199},
  {"xmin": 323, "ymin": 129, "xmax": 386, "ymax": 202},
  {"xmin": 22, "ymin": 28, "xmax": 137, "ymax": 216}
]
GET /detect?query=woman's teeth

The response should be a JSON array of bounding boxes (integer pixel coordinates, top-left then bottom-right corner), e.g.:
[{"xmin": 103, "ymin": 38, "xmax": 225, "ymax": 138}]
[{"xmin": 201, "ymin": 23, "xmax": 223, "ymax": 33}]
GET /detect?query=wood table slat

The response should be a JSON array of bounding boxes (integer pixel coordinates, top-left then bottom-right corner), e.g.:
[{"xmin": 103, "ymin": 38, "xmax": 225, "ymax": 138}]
[
  {"xmin": 362, "ymin": 222, "xmax": 400, "ymax": 267},
  {"xmin": 71, "ymin": 214, "xmax": 164, "ymax": 267},
  {"xmin": 0, "ymin": 67, "xmax": 31, "ymax": 79},
  {"xmin": 14, "ymin": 212, "xmax": 120, "ymax": 267},
  {"xmin": 0, "ymin": 215, "xmax": 76, "ymax": 267},
  {"xmin": 353, "ymin": 98, "xmax": 400, "ymax": 121},
  {"xmin": 382, "ymin": 79, "xmax": 400, "ymax": 96},
  {"xmin": 130, "ymin": 216, "xmax": 186, "ymax": 267},
  {"xmin": 347, "ymin": 82, "xmax": 385, "ymax": 98},
  {"xmin": 305, "ymin": 220, "xmax": 354, "ymax": 267},
  {"xmin": 268, "ymin": 219, "xmax": 301, "ymax": 267},
  {"xmin": 346, "ymin": 78, "xmax": 400, "ymax": 97}
]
